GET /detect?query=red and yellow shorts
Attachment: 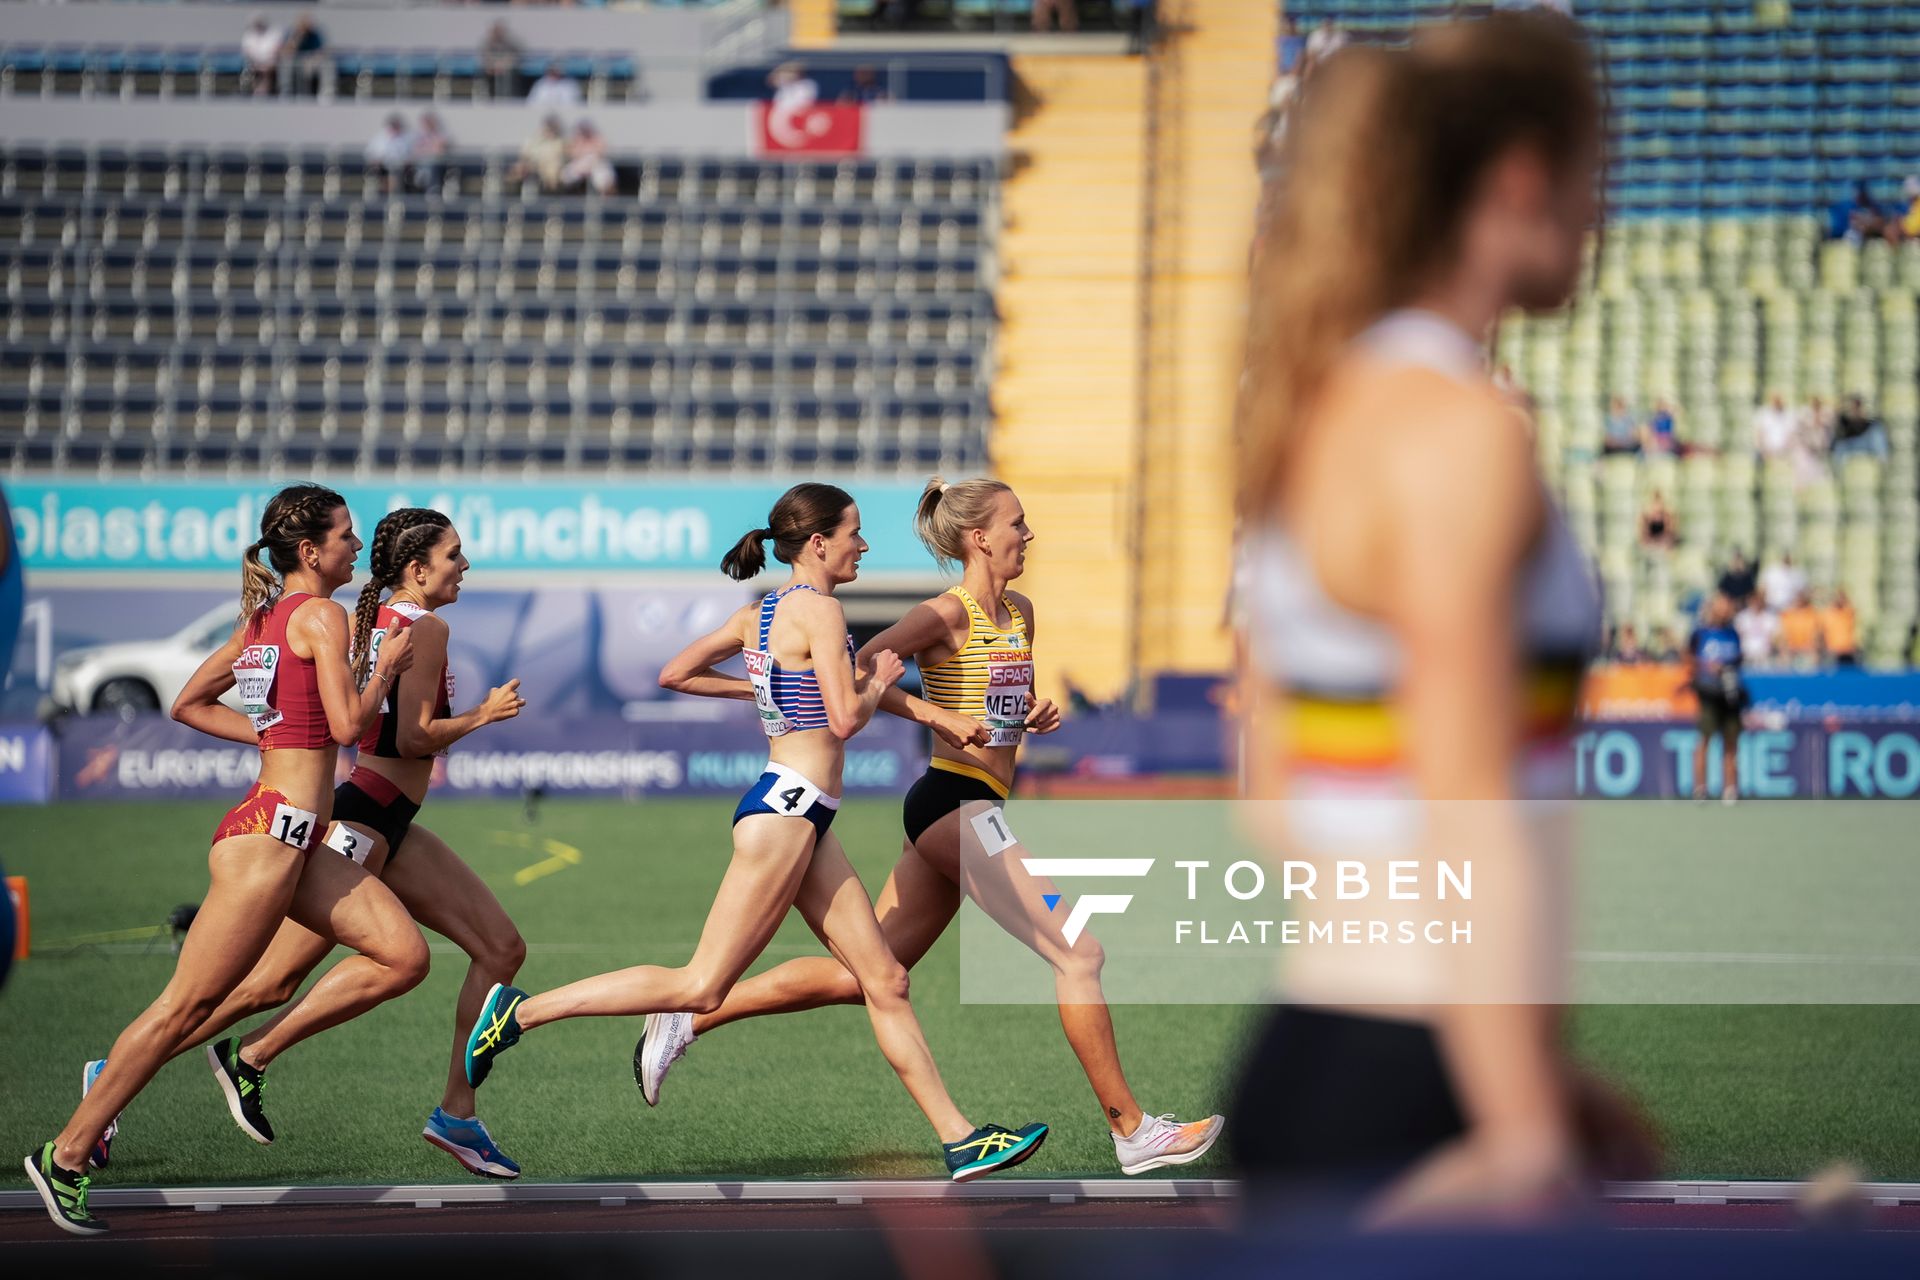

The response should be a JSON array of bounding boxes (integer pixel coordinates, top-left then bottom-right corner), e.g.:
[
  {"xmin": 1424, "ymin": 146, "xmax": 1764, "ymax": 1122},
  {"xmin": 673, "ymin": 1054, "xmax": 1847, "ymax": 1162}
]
[{"xmin": 212, "ymin": 783, "xmax": 323, "ymax": 853}]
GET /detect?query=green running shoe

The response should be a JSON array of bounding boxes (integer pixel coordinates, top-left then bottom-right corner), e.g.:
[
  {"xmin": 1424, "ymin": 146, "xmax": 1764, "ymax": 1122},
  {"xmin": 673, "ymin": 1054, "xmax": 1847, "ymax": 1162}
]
[
  {"xmin": 208, "ymin": 1038, "xmax": 274, "ymax": 1144},
  {"xmin": 465, "ymin": 982, "xmax": 527, "ymax": 1088},
  {"xmin": 942, "ymin": 1122, "xmax": 1049, "ymax": 1183},
  {"xmin": 23, "ymin": 1141, "xmax": 107, "ymax": 1236}
]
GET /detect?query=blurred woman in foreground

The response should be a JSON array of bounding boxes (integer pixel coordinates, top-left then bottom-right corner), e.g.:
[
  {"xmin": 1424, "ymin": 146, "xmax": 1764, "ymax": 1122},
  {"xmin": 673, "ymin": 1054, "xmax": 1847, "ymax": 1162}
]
[{"xmin": 1232, "ymin": 11, "xmax": 1655, "ymax": 1224}]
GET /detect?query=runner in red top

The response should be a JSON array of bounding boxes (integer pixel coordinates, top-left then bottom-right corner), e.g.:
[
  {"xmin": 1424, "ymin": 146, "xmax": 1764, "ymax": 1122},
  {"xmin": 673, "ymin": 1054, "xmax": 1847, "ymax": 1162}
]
[
  {"xmin": 26, "ymin": 485, "xmax": 422, "ymax": 1237},
  {"xmin": 149, "ymin": 507, "xmax": 529, "ymax": 1180}
]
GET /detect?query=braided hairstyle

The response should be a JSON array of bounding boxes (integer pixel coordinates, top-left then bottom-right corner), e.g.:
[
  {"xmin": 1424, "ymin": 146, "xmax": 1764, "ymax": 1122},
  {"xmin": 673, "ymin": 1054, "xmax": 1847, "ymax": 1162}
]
[
  {"xmin": 241, "ymin": 484, "xmax": 348, "ymax": 627},
  {"xmin": 350, "ymin": 507, "xmax": 453, "ymax": 687}
]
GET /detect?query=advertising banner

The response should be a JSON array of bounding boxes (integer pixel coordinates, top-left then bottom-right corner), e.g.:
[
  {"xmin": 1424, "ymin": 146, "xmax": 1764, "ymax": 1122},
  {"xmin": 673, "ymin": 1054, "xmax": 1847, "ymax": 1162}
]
[
  {"xmin": 49, "ymin": 711, "xmax": 925, "ymax": 803},
  {"xmin": 0, "ymin": 723, "xmax": 52, "ymax": 805},
  {"xmin": 7, "ymin": 480, "xmax": 930, "ymax": 576}
]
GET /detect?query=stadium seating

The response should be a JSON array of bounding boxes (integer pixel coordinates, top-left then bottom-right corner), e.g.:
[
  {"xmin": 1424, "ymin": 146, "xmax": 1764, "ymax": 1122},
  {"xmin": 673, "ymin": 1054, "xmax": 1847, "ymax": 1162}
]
[
  {"xmin": 0, "ymin": 46, "xmax": 644, "ymax": 105},
  {"xmin": 0, "ymin": 145, "xmax": 1000, "ymax": 479}
]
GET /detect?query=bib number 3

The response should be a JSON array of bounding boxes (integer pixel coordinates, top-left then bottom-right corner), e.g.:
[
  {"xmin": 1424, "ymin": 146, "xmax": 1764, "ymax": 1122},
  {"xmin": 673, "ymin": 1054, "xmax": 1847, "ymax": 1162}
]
[{"xmin": 324, "ymin": 822, "xmax": 371, "ymax": 865}]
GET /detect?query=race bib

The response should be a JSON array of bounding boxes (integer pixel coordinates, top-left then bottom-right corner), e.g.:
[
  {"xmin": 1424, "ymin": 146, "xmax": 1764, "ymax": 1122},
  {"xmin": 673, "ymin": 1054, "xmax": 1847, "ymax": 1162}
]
[
  {"xmin": 744, "ymin": 650, "xmax": 791, "ymax": 738},
  {"xmin": 982, "ymin": 655, "xmax": 1034, "ymax": 748},
  {"xmin": 268, "ymin": 801, "xmax": 319, "ymax": 851},
  {"xmin": 970, "ymin": 804, "xmax": 1018, "ymax": 856},
  {"xmin": 761, "ymin": 770, "xmax": 822, "ymax": 818},
  {"xmin": 234, "ymin": 644, "xmax": 283, "ymax": 733},
  {"xmin": 324, "ymin": 822, "xmax": 371, "ymax": 865}
]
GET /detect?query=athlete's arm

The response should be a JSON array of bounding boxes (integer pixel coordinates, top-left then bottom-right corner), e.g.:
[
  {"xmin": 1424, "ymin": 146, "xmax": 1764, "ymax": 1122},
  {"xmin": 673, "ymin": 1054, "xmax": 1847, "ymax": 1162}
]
[
  {"xmin": 1366, "ymin": 386, "xmax": 1576, "ymax": 1222},
  {"xmin": 393, "ymin": 613, "xmax": 524, "ymax": 756},
  {"xmin": 170, "ymin": 620, "xmax": 258, "ymax": 745},
  {"xmin": 801, "ymin": 593, "xmax": 901, "ymax": 739},
  {"xmin": 657, "ymin": 603, "xmax": 757, "ymax": 701},
  {"xmin": 299, "ymin": 600, "xmax": 415, "ymax": 746},
  {"xmin": 861, "ymin": 599, "xmax": 990, "ymax": 748}
]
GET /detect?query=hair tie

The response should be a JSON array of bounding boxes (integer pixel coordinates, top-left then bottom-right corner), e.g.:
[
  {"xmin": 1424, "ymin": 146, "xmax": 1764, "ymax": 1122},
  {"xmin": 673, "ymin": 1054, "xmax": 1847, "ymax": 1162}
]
[{"xmin": 938, "ymin": 483, "xmax": 951, "ymax": 495}]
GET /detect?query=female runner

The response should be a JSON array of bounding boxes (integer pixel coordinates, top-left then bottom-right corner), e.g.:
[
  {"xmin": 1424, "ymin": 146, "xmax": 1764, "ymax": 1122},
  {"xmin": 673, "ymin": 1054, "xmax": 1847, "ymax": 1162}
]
[
  {"xmin": 26, "ymin": 483, "xmax": 423, "ymax": 1234},
  {"xmin": 637, "ymin": 476, "xmax": 1225, "ymax": 1175},
  {"xmin": 1231, "ymin": 13, "xmax": 1655, "ymax": 1221},
  {"xmin": 461, "ymin": 482, "xmax": 1047, "ymax": 1181},
  {"xmin": 82, "ymin": 507, "xmax": 530, "ymax": 1179}
]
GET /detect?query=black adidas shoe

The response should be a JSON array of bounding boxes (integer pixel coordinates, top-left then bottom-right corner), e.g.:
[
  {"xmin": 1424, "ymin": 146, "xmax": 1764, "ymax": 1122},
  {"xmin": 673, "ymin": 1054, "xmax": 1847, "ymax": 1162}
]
[
  {"xmin": 24, "ymin": 1141, "xmax": 108, "ymax": 1235},
  {"xmin": 208, "ymin": 1038, "xmax": 275, "ymax": 1144}
]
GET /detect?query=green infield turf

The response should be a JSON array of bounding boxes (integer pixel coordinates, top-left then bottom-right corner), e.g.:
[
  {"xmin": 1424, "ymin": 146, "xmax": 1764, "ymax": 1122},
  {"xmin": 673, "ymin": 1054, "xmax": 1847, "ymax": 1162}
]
[{"xmin": 1, "ymin": 798, "xmax": 1914, "ymax": 1187}]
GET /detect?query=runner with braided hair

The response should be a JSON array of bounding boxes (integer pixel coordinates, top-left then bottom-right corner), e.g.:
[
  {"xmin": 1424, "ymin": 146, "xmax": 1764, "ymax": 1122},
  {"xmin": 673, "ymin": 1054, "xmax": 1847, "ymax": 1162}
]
[
  {"xmin": 32, "ymin": 484, "xmax": 425, "ymax": 1235},
  {"xmin": 82, "ymin": 506, "xmax": 531, "ymax": 1181}
]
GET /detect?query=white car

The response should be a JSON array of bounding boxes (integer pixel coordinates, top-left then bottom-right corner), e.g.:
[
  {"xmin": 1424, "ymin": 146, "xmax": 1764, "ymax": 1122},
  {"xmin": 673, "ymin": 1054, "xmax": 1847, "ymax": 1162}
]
[{"xmin": 52, "ymin": 602, "xmax": 244, "ymax": 719}]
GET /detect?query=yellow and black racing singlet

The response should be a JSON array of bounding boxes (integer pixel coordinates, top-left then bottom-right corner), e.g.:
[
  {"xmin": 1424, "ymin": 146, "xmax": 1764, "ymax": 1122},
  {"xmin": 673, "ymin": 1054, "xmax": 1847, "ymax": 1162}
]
[{"xmin": 919, "ymin": 586, "xmax": 1033, "ymax": 749}]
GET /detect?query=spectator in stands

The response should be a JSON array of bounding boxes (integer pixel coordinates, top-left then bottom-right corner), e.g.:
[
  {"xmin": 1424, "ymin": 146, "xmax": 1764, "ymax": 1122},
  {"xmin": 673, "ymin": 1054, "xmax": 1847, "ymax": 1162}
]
[
  {"xmin": 1830, "ymin": 393, "xmax": 1889, "ymax": 461},
  {"xmin": 282, "ymin": 16, "xmax": 328, "ymax": 98},
  {"xmin": 241, "ymin": 14, "xmax": 285, "ymax": 97},
  {"xmin": 1751, "ymin": 391, "xmax": 1797, "ymax": 460},
  {"xmin": 768, "ymin": 62, "xmax": 819, "ymax": 112},
  {"xmin": 1644, "ymin": 398, "xmax": 1682, "ymax": 455},
  {"xmin": 482, "ymin": 22, "xmax": 526, "ymax": 100},
  {"xmin": 364, "ymin": 114, "xmax": 412, "ymax": 195},
  {"xmin": 1717, "ymin": 548, "xmax": 1757, "ymax": 606},
  {"xmin": 1777, "ymin": 590, "xmax": 1820, "ymax": 664},
  {"xmin": 408, "ymin": 112, "xmax": 451, "ymax": 193},
  {"xmin": 1278, "ymin": 14, "xmax": 1307, "ymax": 75},
  {"xmin": 1638, "ymin": 489, "xmax": 1678, "ymax": 555},
  {"xmin": 1610, "ymin": 622, "xmax": 1644, "ymax": 664},
  {"xmin": 1846, "ymin": 181, "xmax": 1896, "ymax": 245},
  {"xmin": 508, "ymin": 115, "xmax": 567, "ymax": 193},
  {"xmin": 1306, "ymin": 19, "xmax": 1349, "ymax": 62},
  {"xmin": 1032, "ymin": 0, "xmax": 1080, "ymax": 33},
  {"xmin": 839, "ymin": 66, "xmax": 889, "ymax": 104},
  {"xmin": 1903, "ymin": 176, "xmax": 1920, "ymax": 242},
  {"xmin": 1648, "ymin": 625, "xmax": 1681, "ymax": 663},
  {"xmin": 1819, "ymin": 588, "xmax": 1859, "ymax": 666},
  {"xmin": 561, "ymin": 121, "xmax": 616, "ymax": 197},
  {"xmin": 1733, "ymin": 595, "xmax": 1779, "ymax": 669},
  {"xmin": 1759, "ymin": 551, "xmax": 1806, "ymax": 613},
  {"xmin": 527, "ymin": 62, "xmax": 583, "ymax": 109},
  {"xmin": 1603, "ymin": 395, "xmax": 1641, "ymax": 454}
]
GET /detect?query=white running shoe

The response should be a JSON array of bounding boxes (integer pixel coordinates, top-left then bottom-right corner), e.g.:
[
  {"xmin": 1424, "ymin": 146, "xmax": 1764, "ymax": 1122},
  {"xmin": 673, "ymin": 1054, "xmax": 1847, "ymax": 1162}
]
[
  {"xmin": 634, "ymin": 1012, "xmax": 696, "ymax": 1107},
  {"xmin": 1112, "ymin": 1112, "xmax": 1224, "ymax": 1176}
]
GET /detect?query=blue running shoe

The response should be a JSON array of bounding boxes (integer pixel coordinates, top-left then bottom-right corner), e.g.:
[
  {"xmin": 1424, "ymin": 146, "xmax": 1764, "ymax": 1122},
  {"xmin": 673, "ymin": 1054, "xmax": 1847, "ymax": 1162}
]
[
  {"xmin": 422, "ymin": 1108, "xmax": 521, "ymax": 1180},
  {"xmin": 942, "ymin": 1122, "xmax": 1049, "ymax": 1183},
  {"xmin": 464, "ymin": 983, "xmax": 527, "ymax": 1088},
  {"xmin": 81, "ymin": 1059, "xmax": 119, "ymax": 1171}
]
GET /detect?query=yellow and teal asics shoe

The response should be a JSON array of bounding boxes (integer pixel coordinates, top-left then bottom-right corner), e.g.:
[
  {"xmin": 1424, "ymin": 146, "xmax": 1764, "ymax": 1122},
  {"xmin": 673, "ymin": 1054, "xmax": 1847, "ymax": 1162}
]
[
  {"xmin": 465, "ymin": 982, "xmax": 527, "ymax": 1087},
  {"xmin": 942, "ymin": 1122, "xmax": 1049, "ymax": 1183}
]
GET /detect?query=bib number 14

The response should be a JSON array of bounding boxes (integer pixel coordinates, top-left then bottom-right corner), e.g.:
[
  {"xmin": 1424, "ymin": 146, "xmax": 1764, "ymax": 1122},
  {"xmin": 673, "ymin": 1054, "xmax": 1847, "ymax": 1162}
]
[{"xmin": 269, "ymin": 802, "xmax": 319, "ymax": 851}]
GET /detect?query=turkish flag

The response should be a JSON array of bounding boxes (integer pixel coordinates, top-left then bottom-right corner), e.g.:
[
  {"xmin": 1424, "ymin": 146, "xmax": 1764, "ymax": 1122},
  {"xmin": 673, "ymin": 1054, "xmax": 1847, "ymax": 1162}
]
[{"xmin": 754, "ymin": 100, "xmax": 864, "ymax": 157}]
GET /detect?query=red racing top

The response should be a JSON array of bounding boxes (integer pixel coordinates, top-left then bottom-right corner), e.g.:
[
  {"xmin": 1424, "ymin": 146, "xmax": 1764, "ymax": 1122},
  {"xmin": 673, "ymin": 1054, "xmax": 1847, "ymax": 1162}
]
[{"xmin": 235, "ymin": 592, "xmax": 331, "ymax": 751}]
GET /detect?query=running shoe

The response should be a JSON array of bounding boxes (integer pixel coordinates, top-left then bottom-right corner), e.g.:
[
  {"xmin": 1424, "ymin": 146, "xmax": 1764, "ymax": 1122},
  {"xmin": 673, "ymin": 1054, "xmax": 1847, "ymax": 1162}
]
[
  {"xmin": 422, "ymin": 1107, "xmax": 521, "ymax": 1180},
  {"xmin": 1112, "ymin": 1112, "xmax": 1225, "ymax": 1176},
  {"xmin": 81, "ymin": 1058, "xmax": 119, "ymax": 1171},
  {"xmin": 942, "ymin": 1122, "xmax": 1049, "ymax": 1183},
  {"xmin": 465, "ymin": 982, "xmax": 527, "ymax": 1088},
  {"xmin": 633, "ymin": 1011, "xmax": 696, "ymax": 1107},
  {"xmin": 23, "ymin": 1141, "xmax": 107, "ymax": 1236},
  {"xmin": 207, "ymin": 1038, "xmax": 274, "ymax": 1145}
]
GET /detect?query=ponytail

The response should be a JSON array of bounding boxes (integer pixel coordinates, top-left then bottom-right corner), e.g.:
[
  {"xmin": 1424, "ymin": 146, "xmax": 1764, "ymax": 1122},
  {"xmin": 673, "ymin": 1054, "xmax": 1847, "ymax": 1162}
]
[
  {"xmin": 239, "ymin": 538, "xmax": 277, "ymax": 623},
  {"xmin": 721, "ymin": 528, "xmax": 772, "ymax": 581},
  {"xmin": 720, "ymin": 483, "xmax": 855, "ymax": 580},
  {"xmin": 351, "ymin": 506, "xmax": 453, "ymax": 686}
]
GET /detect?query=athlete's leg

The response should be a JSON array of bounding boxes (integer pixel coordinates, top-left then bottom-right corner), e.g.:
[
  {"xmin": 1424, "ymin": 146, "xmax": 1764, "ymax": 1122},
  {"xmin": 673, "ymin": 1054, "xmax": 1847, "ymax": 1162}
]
[
  {"xmin": 692, "ymin": 838, "xmax": 959, "ymax": 1034},
  {"xmin": 379, "ymin": 824, "xmax": 526, "ymax": 1119},
  {"xmin": 235, "ymin": 840, "xmax": 429, "ymax": 1069},
  {"xmin": 790, "ymin": 831, "xmax": 971, "ymax": 1143},
  {"xmin": 513, "ymin": 815, "xmax": 815, "ymax": 1029},
  {"xmin": 177, "ymin": 824, "xmax": 392, "ymax": 1054},
  {"xmin": 925, "ymin": 808, "xmax": 1144, "ymax": 1136},
  {"xmin": 51, "ymin": 835, "xmax": 304, "ymax": 1169},
  {"xmin": 1721, "ymin": 723, "xmax": 1741, "ymax": 800}
]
